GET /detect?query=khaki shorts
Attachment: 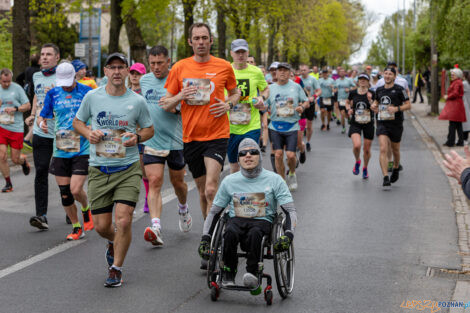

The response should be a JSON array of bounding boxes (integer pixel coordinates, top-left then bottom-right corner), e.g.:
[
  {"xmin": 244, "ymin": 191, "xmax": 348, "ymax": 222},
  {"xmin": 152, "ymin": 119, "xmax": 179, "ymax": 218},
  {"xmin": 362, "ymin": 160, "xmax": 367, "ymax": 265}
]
[{"xmin": 88, "ymin": 161, "xmax": 142, "ymax": 213}]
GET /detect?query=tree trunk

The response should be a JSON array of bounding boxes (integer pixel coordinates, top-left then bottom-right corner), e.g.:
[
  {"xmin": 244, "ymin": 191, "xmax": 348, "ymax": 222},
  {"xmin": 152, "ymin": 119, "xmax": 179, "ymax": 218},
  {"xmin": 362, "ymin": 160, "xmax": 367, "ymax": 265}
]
[
  {"xmin": 109, "ymin": 0, "xmax": 123, "ymax": 53},
  {"xmin": 216, "ymin": 3, "xmax": 226, "ymax": 59},
  {"xmin": 267, "ymin": 17, "xmax": 275, "ymax": 65},
  {"xmin": 12, "ymin": 0, "xmax": 30, "ymax": 78},
  {"xmin": 182, "ymin": 0, "xmax": 197, "ymax": 58},
  {"xmin": 253, "ymin": 8, "xmax": 261, "ymax": 65},
  {"xmin": 124, "ymin": 14, "xmax": 147, "ymax": 67}
]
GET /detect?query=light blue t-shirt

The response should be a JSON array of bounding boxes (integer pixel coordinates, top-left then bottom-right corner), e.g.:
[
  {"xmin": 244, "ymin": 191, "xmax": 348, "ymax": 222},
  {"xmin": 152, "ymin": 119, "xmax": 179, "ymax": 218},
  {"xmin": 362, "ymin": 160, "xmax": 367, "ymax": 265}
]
[
  {"xmin": 0, "ymin": 82, "xmax": 29, "ymax": 133},
  {"xmin": 213, "ymin": 169, "xmax": 293, "ymax": 223},
  {"xmin": 300, "ymin": 75, "xmax": 320, "ymax": 98},
  {"xmin": 140, "ymin": 73, "xmax": 183, "ymax": 151},
  {"xmin": 335, "ymin": 77, "xmax": 356, "ymax": 101},
  {"xmin": 318, "ymin": 77, "xmax": 335, "ymax": 99},
  {"xmin": 75, "ymin": 87, "xmax": 152, "ymax": 167},
  {"xmin": 266, "ymin": 80, "xmax": 307, "ymax": 132},
  {"xmin": 33, "ymin": 71, "xmax": 56, "ymax": 138},
  {"xmin": 41, "ymin": 83, "xmax": 92, "ymax": 158}
]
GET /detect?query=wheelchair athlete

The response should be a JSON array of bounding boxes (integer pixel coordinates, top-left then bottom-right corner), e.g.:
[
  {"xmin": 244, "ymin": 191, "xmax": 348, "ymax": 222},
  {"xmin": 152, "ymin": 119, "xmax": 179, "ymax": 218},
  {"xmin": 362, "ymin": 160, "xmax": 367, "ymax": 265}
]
[{"xmin": 199, "ymin": 138, "xmax": 297, "ymax": 288}]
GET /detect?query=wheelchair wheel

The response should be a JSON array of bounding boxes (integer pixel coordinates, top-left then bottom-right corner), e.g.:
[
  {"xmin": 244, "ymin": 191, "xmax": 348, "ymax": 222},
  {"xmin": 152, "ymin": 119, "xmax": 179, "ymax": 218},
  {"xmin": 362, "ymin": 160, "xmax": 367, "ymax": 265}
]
[
  {"xmin": 207, "ymin": 214, "xmax": 226, "ymax": 289},
  {"xmin": 272, "ymin": 216, "xmax": 295, "ymax": 299}
]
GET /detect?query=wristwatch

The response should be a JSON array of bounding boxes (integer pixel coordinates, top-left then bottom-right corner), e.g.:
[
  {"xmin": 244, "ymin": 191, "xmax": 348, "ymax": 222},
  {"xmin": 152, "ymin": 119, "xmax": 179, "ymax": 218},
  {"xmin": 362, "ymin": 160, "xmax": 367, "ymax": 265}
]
[
  {"xmin": 136, "ymin": 133, "xmax": 142, "ymax": 143},
  {"xmin": 14, "ymin": 106, "xmax": 18, "ymax": 111},
  {"xmin": 262, "ymin": 95, "xmax": 266, "ymax": 101},
  {"xmin": 227, "ymin": 101, "xmax": 234, "ymax": 110},
  {"xmin": 397, "ymin": 106, "xmax": 401, "ymax": 112}
]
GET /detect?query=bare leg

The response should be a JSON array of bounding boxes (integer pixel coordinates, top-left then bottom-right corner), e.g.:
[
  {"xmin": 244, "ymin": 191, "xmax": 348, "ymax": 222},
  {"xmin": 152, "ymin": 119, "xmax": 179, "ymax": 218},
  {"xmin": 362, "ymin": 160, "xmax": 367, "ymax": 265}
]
[
  {"xmin": 70, "ymin": 174, "xmax": 88, "ymax": 208},
  {"xmin": 93, "ymin": 212, "xmax": 114, "ymax": 241},
  {"xmin": 0, "ymin": 144, "xmax": 9, "ymax": 179},
  {"xmin": 203, "ymin": 157, "xmax": 223, "ymax": 217},
  {"xmin": 378, "ymin": 135, "xmax": 390, "ymax": 176},
  {"xmin": 169, "ymin": 168, "xmax": 187, "ymax": 205},
  {"xmin": 363, "ymin": 139, "xmax": 372, "ymax": 168},
  {"xmin": 274, "ymin": 149, "xmax": 285, "ymax": 179},
  {"xmin": 286, "ymin": 151, "xmax": 296, "ymax": 173},
  {"xmin": 351, "ymin": 133, "xmax": 361, "ymax": 161},
  {"xmin": 112, "ymin": 202, "xmax": 134, "ymax": 267},
  {"xmin": 55, "ymin": 176, "xmax": 78, "ymax": 224},
  {"xmin": 391, "ymin": 142, "xmax": 401, "ymax": 168},
  {"xmin": 145, "ymin": 163, "xmax": 164, "ymax": 219}
]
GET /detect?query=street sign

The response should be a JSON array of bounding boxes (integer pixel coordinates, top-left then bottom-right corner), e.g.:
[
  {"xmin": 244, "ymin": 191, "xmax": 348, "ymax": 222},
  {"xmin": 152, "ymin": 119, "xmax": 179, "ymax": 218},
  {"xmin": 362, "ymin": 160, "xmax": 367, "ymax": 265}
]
[{"xmin": 74, "ymin": 43, "xmax": 86, "ymax": 57}]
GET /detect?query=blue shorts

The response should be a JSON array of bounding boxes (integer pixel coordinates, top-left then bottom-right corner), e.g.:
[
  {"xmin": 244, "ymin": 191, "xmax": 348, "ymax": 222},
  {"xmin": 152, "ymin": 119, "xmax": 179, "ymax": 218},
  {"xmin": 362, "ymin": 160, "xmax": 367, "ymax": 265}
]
[{"xmin": 227, "ymin": 129, "xmax": 261, "ymax": 163}]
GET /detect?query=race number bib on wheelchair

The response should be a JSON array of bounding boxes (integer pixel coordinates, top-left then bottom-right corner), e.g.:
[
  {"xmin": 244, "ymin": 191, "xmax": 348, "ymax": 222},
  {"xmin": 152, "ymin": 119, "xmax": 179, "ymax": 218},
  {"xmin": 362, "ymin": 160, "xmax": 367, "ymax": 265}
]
[{"xmin": 233, "ymin": 192, "xmax": 267, "ymax": 218}]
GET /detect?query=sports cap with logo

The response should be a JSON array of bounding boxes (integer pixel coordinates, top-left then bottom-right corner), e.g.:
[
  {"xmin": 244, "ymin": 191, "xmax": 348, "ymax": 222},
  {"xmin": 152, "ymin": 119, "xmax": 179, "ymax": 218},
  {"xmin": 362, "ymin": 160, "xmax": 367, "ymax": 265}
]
[{"xmin": 231, "ymin": 39, "xmax": 249, "ymax": 52}]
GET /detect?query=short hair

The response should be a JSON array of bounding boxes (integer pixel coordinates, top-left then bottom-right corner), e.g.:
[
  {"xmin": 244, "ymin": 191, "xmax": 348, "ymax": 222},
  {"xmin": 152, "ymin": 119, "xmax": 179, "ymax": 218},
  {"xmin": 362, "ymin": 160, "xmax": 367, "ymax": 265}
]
[
  {"xmin": 188, "ymin": 23, "xmax": 212, "ymax": 39},
  {"xmin": 41, "ymin": 43, "xmax": 60, "ymax": 55},
  {"xmin": 451, "ymin": 68, "xmax": 463, "ymax": 79},
  {"xmin": 299, "ymin": 64, "xmax": 309, "ymax": 69},
  {"xmin": 148, "ymin": 45, "xmax": 169, "ymax": 58},
  {"xmin": 0, "ymin": 68, "xmax": 12, "ymax": 76}
]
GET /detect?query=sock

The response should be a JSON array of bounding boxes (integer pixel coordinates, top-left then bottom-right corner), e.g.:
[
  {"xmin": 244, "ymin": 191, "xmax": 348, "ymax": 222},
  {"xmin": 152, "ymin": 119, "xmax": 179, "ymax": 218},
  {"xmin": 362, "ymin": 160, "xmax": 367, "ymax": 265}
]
[
  {"xmin": 356, "ymin": 160, "xmax": 361, "ymax": 164},
  {"xmin": 111, "ymin": 265, "xmax": 121, "ymax": 271},
  {"xmin": 81, "ymin": 204, "xmax": 89, "ymax": 212},
  {"xmin": 151, "ymin": 218, "xmax": 161, "ymax": 229},
  {"xmin": 72, "ymin": 222, "xmax": 81, "ymax": 228},
  {"xmin": 178, "ymin": 203, "xmax": 188, "ymax": 214},
  {"xmin": 108, "ymin": 240, "xmax": 113, "ymax": 245},
  {"xmin": 143, "ymin": 178, "xmax": 149, "ymax": 200},
  {"xmin": 289, "ymin": 171, "xmax": 295, "ymax": 176},
  {"xmin": 5, "ymin": 176, "xmax": 11, "ymax": 185},
  {"xmin": 363, "ymin": 167, "xmax": 367, "ymax": 170}
]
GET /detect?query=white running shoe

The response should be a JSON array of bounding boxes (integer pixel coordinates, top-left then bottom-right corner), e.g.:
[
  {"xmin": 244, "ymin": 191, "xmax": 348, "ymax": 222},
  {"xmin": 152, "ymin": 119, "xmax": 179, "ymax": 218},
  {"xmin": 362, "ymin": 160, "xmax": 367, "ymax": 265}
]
[
  {"xmin": 178, "ymin": 210, "xmax": 192, "ymax": 233},
  {"xmin": 144, "ymin": 225, "xmax": 164, "ymax": 246},
  {"xmin": 242, "ymin": 272, "xmax": 258, "ymax": 288},
  {"xmin": 287, "ymin": 173, "xmax": 298, "ymax": 191}
]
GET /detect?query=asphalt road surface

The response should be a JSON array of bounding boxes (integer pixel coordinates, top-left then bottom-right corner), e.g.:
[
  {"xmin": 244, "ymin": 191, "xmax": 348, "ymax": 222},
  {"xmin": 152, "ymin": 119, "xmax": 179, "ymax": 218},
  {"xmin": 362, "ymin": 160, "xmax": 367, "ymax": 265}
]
[{"xmin": 0, "ymin": 117, "xmax": 459, "ymax": 313}]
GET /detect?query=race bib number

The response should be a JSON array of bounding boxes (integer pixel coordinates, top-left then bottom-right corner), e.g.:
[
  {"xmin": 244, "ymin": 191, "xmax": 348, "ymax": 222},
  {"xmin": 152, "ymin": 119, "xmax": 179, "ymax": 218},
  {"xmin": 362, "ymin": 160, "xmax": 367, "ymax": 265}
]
[
  {"xmin": 276, "ymin": 98, "xmax": 295, "ymax": 117},
  {"xmin": 96, "ymin": 129, "xmax": 126, "ymax": 158},
  {"xmin": 183, "ymin": 78, "xmax": 213, "ymax": 106},
  {"xmin": 0, "ymin": 109, "xmax": 14, "ymax": 125},
  {"xmin": 378, "ymin": 104, "xmax": 395, "ymax": 121},
  {"xmin": 233, "ymin": 192, "xmax": 266, "ymax": 218},
  {"xmin": 144, "ymin": 146, "xmax": 170, "ymax": 157},
  {"xmin": 339, "ymin": 99, "xmax": 346, "ymax": 106},
  {"xmin": 355, "ymin": 109, "xmax": 371, "ymax": 124},
  {"xmin": 229, "ymin": 103, "xmax": 251, "ymax": 125},
  {"xmin": 323, "ymin": 98, "xmax": 331, "ymax": 106},
  {"xmin": 56, "ymin": 129, "xmax": 80, "ymax": 152}
]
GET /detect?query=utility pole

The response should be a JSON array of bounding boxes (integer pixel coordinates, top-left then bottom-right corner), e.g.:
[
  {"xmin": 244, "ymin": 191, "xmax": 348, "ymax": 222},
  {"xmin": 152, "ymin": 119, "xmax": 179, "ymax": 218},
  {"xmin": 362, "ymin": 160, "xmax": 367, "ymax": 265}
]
[{"xmin": 430, "ymin": 0, "xmax": 439, "ymax": 114}]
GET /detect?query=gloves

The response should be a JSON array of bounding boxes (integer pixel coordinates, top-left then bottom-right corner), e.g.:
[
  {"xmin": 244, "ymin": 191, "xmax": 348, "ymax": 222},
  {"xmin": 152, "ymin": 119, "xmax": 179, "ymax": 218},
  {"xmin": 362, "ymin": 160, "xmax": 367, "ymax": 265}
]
[
  {"xmin": 273, "ymin": 232, "xmax": 293, "ymax": 252},
  {"xmin": 198, "ymin": 235, "xmax": 211, "ymax": 260}
]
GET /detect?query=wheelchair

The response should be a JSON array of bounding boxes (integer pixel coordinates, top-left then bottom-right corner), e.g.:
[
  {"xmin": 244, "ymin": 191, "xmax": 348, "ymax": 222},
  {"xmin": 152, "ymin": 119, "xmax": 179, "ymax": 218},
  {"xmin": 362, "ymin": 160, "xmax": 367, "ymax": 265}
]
[{"xmin": 206, "ymin": 210, "xmax": 295, "ymax": 305}]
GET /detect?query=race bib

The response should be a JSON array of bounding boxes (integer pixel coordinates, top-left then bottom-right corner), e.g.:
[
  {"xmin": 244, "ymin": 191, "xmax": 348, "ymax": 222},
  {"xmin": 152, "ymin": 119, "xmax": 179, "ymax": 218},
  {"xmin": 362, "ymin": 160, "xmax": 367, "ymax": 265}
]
[
  {"xmin": 56, "ymin": 129, "xmax": 80, "ymax": 152},
  {"xmin": 0, "ymin": 109, "xmax": 14, "ymax": 125},
  {"xmin": 339, "ymin": 99, "xmax": 346, "ymax": 106},
  {"xmin": 183, "ymin": 78, "xmax": 213, "ymax": 106},
  {"xmin": 144, "ymin": 146, "xmax": 170, "ymax": 157},
  {"xmin": 355, "ymin": 109, "xmax": 371, "ymax": 124},
  {"xmin": 378, "ymin": 104, "xmax": 395, "ymax": 121},
  {"xmin": 96, "ymin": 129, "xmax": 126, "ymax": 158},
  {"xmin": 229, "ymin": 103, "xmax": 251, "ymax": 125},
  {"xmin": 233, "ymin": 192, "xmax": 266, "ymax": 218},
  {"xmin": 323, "ymin": 98, "xmax": 331, "ymax": 106},
  {"xmin": 276, "ymin": 98, "xmax": 295, "ymax": 117}
]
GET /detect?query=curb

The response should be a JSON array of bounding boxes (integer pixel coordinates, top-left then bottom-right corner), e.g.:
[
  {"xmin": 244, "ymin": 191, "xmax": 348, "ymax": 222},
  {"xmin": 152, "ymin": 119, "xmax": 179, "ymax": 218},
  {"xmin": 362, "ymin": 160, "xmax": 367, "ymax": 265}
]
[{"xmin": 409, "ymin": 109, "xmax": 445, "ymax": 158}]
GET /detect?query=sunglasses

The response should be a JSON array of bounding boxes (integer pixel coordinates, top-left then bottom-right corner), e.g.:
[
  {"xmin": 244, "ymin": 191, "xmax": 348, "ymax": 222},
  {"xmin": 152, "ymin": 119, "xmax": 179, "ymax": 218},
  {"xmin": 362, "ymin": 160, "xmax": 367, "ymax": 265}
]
[{"xmin": 238, "ymin": 149, "xmax": 260, "ymax": 157}]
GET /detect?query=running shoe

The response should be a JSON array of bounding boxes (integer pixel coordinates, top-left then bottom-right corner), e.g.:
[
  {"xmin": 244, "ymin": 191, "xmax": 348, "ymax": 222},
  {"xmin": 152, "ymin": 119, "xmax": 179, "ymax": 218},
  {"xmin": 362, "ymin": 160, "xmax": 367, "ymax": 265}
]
[
  {"xmin": 353, "ymin": 161, "xmax": 361, "ymax": 175},
  {"xmin": 336, "ymin": 120, "xmax": 341, "ymax": 126},
  {"xmin": 390, "ymin": 168, "xmax": 400, "ymax": 183},
  {"xmin": 23, "ymin": 140, "xmax": 32, "ymax": 149},
  {"xmin": 30, "ymin": 215, "xmax": 49, "ymax": 230},
  {"xmin": 2, "ymin": 182, "xmax": 13, "ymax": 193},
  {"xmin": 82, "ymin": 208, "xmax": 94, "ymax": 231},
  {"xmin": 222, "ymin": 269, "xmax": 236, "ymax": 287},
  {"xmin": 106, "ymin": 242, "xmax": 114, "ymax": 267},
  {"xmin": 306, "ymin": 142, "xmax": 311, "ymax": 152},
  {"xmin": 299, "ymin": 151, "xmax": 306, "ymax": 164},
  {"xmin": 21, "ymin": 155, "xmax": 30, "ymax": 175},
  {"xmin": 144, "ymin": 225, "xmax": 164, "ymax": 246},
  {"xmin": 287, "ymin": 173, "xmax": 298, "ymax": 191},
  {"xmin": 243, "ymin": 272, "xmax": 258, "ymax": 289},
  {"xmin": 341, "ymin": 127, "xmax": 346, "ymax": 134},
  {"xmin": 104, "ymin": 267, "xmax": 122, "ymax": 288},
  {"xmin": 362, "ymin": 167, "xmax": 369, "ymax": 179},
  {"xmin": 398, "ymin": 164, "xmax": 403, "ymax": 171},
  {"xmin": 321, "ymin": 124, "xmax": 326, "ymax": 131},
  {"xmin": 382, "ymin": 176, "xmax": 391, "ymax": 190},
  {"xmin": 326, "ymin": 124, "xmax": 330, "ymax": 131},
  {"xmin": 66, "ymin": 227, "xmax": 84, "ymax": 241},
  {"xmin": 178, "ymin": 209, "xmax": 192, "ymax": 232}
]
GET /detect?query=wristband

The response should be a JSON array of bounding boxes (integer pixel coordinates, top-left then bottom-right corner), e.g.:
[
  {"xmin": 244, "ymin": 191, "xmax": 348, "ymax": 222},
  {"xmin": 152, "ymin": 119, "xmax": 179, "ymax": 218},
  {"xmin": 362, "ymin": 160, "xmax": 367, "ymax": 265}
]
[
  {"xmin": 227, "ymin": 101, "xmax": 234, "ymax": 110},
  {"xmin": 397, "ymin": 106, "xmax": 401, "ymax": 112},
  {"xmin": 262, "ymin": 95, "xmax": 266, "ymax": 101},
  {"xmin": 39, "ymin": 121, "xmax": 44, "ymax": 128},
  {"xmin": 14, "ymin": 106, "xmax": 18, "ymax": 111}
]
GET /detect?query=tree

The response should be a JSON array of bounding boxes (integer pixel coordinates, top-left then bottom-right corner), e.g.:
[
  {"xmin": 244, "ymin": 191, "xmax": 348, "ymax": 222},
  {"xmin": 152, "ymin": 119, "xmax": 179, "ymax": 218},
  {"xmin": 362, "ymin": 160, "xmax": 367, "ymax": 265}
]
[
  {"xmin": 109, "ymin": 0, "xmax": 123, "ymax": 53},
  {"xmin": 12, "ymin": 0, "xmax": 30, "ymax": 78},
  {"xmin": 0, "ymin": 12, "xmax": 13, "ymax": 71},
  {"xmin": 182, "ymin": 0, "xmax": 197, "ymax": 57}
]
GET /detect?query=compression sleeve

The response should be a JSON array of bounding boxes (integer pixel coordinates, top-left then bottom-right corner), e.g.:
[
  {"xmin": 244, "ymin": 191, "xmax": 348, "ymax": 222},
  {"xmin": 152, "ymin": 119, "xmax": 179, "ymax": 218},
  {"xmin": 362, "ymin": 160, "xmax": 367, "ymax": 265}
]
[
  {"xmin": 280, "ymin": 201, "xmax": 297, "ymax": 238},
  {"xmin": 460, "ymin": 168, "xmax": 470, "ymax": 199},
  {"xmin": 202, "ymin": 204, "xmax": 225, "ymax": 236}
]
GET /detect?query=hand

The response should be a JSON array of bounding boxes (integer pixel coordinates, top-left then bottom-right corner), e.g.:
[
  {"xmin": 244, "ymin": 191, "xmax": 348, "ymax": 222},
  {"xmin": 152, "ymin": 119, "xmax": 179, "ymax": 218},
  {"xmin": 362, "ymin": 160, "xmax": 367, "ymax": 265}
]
[
  {"xmin": 387, "ymin": 106, "xmax": 398, "ymax": 114},
  {"xmin": 180, "ymin": 85, "xmax": 198, "ymax": 101},
  {"xmin": 295, "ymin": 106, "xmax": 304, "ymax": 114},
  {"xmin": 25, "ymin": 115, "xmax": 34, "ymax": 126},
  {"xmin": 121, "ymin": 132, "xmax": 138, "ymax": 147},
  {"xmin": 370, "ymin": 103, "xmax": 378, "ymax": 113},
  {"xmin": 158, "ymin": 96, "xmax": 177, "ymax": 113},
  {"xmin": 209, "ymin": 98, "xmax": 230, "ymax": 117},
  {"xmin": 345, "ymin": 88, "xmax": 350, "ymax": 93},
  {"xmin": 44, "ymin": 85, "xmax": 54, "ymax": 94},
  {"xmin": 39, "ymin": 120, "xmax": 48, "ymax": 133},
  {"xmin": 348, "ymin": 108, "xmax": 353, "ymax": 116},
  {"xmin": 4, "ymin": 107, "xmax": 16, "ymax": 115},
  {"xmin": 443, "ymin": 147, "xmax": 470, "ymax": 183},
  {"xmin": 308, "ymin": 96, "xmax": 314, "ymax": 103},
  {"xmin": 273, "ymin": 233, "xmax": 293, "ymax": 253},
  {"xmin": 198, "ymin": 235, "xmax": 211, "ymax": 260},
  {"xmin": 444, "ymin": 95, "xmax": 448, "ymax": 100},
  {"xmin": 89, "ymin": 129, "xmax": 104, "ymax": 144},
  {"xmin": 367, "ymin": 92, "xmax": 373, "ymax": 102},
  {"xmin": 253, "ymin": 97, "xmax": 266, "ymax": 110}
]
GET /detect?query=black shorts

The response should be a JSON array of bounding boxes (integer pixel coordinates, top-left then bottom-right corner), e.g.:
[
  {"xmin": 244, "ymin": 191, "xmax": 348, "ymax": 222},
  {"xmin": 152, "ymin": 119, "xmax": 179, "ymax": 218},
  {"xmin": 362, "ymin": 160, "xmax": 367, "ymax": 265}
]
[
  {"xmin": 319, "ymin": 98, "xmax": 333, "ymax": 112},
  {"xmin": 376, "ymin": 122, "xmax": 404, "ymax": 143},
  {"xmin": 183, "ymin": 138, "xmax": 228, "ymax": 179},
  {"xmin": 269, "ymin": 129, "xmax": 297, "ymax": 152},
  {"xmin": 339, "ymin": 106, "xmax": 347, "ymax": 112},
  {"xmin": 143, "ymin": 150, "xmax": 185, "ymax": 171},
  {"xmin": 49, "ymin": 155, "xmax": 89, "ymax": 177},
  {"xmin": 304, "ymin": 102, "xmax": 316, "ymax": 120},
  {"xmin": 348, "ymin": 122, "xmax": 375, "ymax": 140}
]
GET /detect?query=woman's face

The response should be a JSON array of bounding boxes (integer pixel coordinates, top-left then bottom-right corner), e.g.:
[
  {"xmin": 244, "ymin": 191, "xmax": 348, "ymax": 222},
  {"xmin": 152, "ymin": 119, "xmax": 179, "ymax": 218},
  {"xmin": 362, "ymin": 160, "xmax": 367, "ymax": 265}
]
[{"xmin": 451, "ymin": 72, "xmax": 457, "ymax": 81}]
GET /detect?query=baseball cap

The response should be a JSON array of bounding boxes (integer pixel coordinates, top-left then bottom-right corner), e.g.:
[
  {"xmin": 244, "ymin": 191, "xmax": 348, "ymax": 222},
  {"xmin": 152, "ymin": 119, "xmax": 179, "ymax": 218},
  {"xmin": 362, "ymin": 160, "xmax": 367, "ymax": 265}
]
[
  {"xmin": 269, "ymin": 62, "xmax": 279, "ymax": 70},
  {"xmin": 277, "ymin": 62, "xmax": 291, "ymax": 70},
  {"xmin": 105, "ymin": 52, "xmax": 128, "ymax": 66},
  {"xmin": 56, "ymin": 62, "xmax": 76, "ymax": 87},
  {"xmin": 321, "ymin": 69, "xmax": 329, "ymax": 73},
  {"xmin": 231, "ymin": 39, "xmax": 249, "ymax": 52},
  {"xmin": 383, "ymin": 67, "xmax": 397, "ymax": 75},
  {"xmin": 366, "ymin": 65, "xmax": 372, "ymax": 70},
  {"xmin": 387, "ymin": 60, "xmax": 397, "ymax": 67},
  {"xmin": 71, "ymin": 59, "xmax": 86, "ymax": 72},
  {"xmin": 129, "ymin": 63, "xmax": 146, "ymax": 75},
  {"xmin": 357, "ymin": 73, "xmax": 370, "ymax": 81}
]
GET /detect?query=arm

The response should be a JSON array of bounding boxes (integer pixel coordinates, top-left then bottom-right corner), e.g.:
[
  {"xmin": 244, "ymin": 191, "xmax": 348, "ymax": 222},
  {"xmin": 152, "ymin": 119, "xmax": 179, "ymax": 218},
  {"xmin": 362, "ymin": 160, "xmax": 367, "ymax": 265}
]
[
  {"xmin": 209, "ymin": 87, "xmax": 241, "ymax": 118},
  {"xmin": 4, "ymin": 101, "xmax": 30, "ymax": 114},
  {"xmin": 253, "ymin": 86, "xmax": 270, "ymax": 110},
  {"xmin": 159, "ymin": 91, "xmax": 184, "ymax": 112},
  {"xmin": 202, "ymin": 204, "xmax": 226, "ymax": 237},
  {"xmin": 24, "ymin": 95, "xmax": 37, "ymax": 126},
  {"xmin": 121, "ymin": 125, "xmax": 154, "ymax": 147},
  {"xmin": 280, "ymin": 202, "xmax": 297, "ymax": 238}
]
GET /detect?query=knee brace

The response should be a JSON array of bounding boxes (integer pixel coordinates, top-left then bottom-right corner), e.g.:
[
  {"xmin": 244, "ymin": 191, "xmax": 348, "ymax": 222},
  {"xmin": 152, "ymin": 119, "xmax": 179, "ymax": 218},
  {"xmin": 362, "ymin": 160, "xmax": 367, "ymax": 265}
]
[{"xmin": 59, "ymin": 185, "xmax": 75, "ymax": 206}]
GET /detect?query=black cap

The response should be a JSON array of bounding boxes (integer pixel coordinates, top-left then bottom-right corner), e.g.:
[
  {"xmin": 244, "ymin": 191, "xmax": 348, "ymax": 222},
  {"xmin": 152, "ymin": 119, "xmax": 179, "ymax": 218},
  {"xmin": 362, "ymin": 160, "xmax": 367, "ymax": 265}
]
[
  {"xmin": 387, "ymin": 60, "xmax": 397, "ymax": 67},
  {"xmin": 383, "ymin": 67, "xmax": 397, "ymax": 75},
  {"xmin": 357, "ymin": 73, "xmax": 370, "ymax": 81},
  {"xmin": 105, "ymin": 53, "xmax": 128, "ymax": 66},
  {"xmin": 321, "ymin": 69, "xmax": 329, "ymax": 73},
  {"xmin": 276, "ymin": 62, "xmax": 291, "ymax": 70}
]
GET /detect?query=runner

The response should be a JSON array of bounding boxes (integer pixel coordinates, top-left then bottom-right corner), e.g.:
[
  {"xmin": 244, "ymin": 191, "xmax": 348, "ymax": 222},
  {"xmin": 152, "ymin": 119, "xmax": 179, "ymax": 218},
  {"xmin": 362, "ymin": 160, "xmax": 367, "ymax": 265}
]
[
  {"xmin": 140, "ymin": 45, "xmax": 191, "ymax": 246},
  {"xmin": 227, "ymin": 39, "xmax": 269, "ymax": 173},
  {"xmin": 0, "ymin": 68, "xmax": 31, "ymax": 193},
  {"xmin": 247, "ymin": 56, "xmax": 256, "ymax": 66},
  {"xmin": 335, "ymin": 68, "xmax": 356, "ymax": 134},
  {"xmin": 265, "ymin": 62, "xmax": 279, "ymax": 84},
  {"xmin": 36, "ymin": 62, "xmax": 94, "ymax": 236},
  {"xmin": 265, "ymin": 62, "xmax": 279, "ymax": 170},
  {"xmin": 300, "ymin": 64, "xmax": 321, "ymax": 151},
  {"xmin": 371, "ymin": 67, "xmax": 411, "ymax": 190},
  {"xmin": 72, "ymin": 59, "xmax": 98, "ymax": 89},
  {"xmin": 310, "ymin": 65, "xmax": 320, "ymax": 80},
  {"xmin": 318, "ymin": 69, "xmax": 336, "ymax": 131},
  {"xmin": 345, "ymin": 73, "xmax": 375, "ymax": 179},
  {"xmin": 73, "ymin": 52, "xmax": 154, "ymax": 287},
  {"xmin": 162, "ymin": 22, "xmax": 239, "ymax": 225},
  {"xmin": 25, "ymin": 43, "xmax": 60, "ymax": 229},
  {"xmin": 266, "ymin": 62, "xmax": 308, "ymax": 191}
]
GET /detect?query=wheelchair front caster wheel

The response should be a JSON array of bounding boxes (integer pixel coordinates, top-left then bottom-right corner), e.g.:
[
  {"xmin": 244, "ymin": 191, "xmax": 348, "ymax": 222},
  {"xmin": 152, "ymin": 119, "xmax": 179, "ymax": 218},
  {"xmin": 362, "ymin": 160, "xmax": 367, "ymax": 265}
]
[
  {"xmin": 210, "ymin": 283, "xmax": 219, "ymax": 301},
  {"xmin": 264, "ymin": 289, "xmax": 273, "ymax": 305}
]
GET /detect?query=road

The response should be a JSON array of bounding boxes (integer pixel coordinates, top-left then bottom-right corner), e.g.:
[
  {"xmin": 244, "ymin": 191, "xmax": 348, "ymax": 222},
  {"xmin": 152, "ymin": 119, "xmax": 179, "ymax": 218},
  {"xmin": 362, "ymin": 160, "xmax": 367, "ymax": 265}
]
[{"xmin": 0, "ymin": 116, "xmax": 460, "ymax": 313}]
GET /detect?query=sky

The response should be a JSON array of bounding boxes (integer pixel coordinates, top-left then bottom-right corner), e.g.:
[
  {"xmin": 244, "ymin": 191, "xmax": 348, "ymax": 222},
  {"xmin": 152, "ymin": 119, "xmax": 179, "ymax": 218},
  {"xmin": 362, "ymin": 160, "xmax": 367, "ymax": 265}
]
[{"xmin": 349, "ymin": 0, "xmax": 415, "ymax": 64}]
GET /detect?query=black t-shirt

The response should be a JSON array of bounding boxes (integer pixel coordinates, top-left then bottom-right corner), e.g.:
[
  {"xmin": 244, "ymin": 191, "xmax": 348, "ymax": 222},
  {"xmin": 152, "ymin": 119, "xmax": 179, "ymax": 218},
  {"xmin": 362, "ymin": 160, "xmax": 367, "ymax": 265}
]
[
  {"xmin": 348, "ymin": 89, "xmax": 375, "ymax": 125},
  {"xmin": 374, "ymin": 84, "xmax": 409, "ymax": 124}
]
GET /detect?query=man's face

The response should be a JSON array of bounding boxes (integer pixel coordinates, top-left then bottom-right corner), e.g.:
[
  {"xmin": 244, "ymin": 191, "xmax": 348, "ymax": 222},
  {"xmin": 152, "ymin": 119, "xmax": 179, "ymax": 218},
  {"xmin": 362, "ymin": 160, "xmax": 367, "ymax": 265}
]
[
  {"xmin": 247, "ymin": 57, "xmax": 255, "ymax": 65},
  {"xmin": 339, "ymin": 69, "xmax": 346, "ymax": 78},
  {"xmin": 230, "ymin": 49, "xmax": 248, "ymax": 64},
  {"xmin": 313, "ymin": 66, "xmax": 318, "ymax": 73},
  {"xmin": 300, "ymin": 66, "xmax": 309, "ymax": 77},
  {"xmin": 322, "ymin": 72, "xmax": 329, "ymax": 79},
  {"xmin": 76, "ymin": 68, "xmax": 86, "ymax": 80},
  {"xmin": 40, "ymin": 47, "xmax": 59, "ymax": 69},
  {"xmin": 149, "ymin": 54, "xmax": 170, "ymax": 79},
  {"xmin": 0, "ymin": 74, "xmax": 12, "ymax": 89},
  {"xmin": 238, "ymin": 147, "xmax": 260, "ymax": 170},
  {"xmin": 383, "ymin": 70, "xmax": 396, "ymax": 84},
  {"xmin": 358, "ymin": 78, "xmax": 369, "ymax": 88},
  {"xmin": 189, "ymin": 26, "xmax": 212, "ymax": 57},
  {"xmin": 104, "ymin": 59, "xmax": 129, "ymax": 87},
  {"xmin": 270, "ymin": 68, "xmax": 277, "ymax": 80},
  {"xmin": 276, "ymin": 68, "xmax": 290, "ymax": 81}
]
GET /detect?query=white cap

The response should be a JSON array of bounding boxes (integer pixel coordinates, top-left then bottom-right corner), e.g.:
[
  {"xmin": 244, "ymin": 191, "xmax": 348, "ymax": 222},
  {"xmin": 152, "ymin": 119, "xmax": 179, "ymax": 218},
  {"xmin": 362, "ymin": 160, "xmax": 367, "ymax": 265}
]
[{"xmin": 56, "ymin": 62, "xmax": 76, "ymax": 87}]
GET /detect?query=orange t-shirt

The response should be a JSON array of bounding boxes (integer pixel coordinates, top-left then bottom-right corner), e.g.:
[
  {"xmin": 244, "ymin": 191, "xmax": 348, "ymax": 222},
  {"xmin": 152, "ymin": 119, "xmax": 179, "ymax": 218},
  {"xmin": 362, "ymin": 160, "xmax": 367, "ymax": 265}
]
[{"xmin": 165, "ymin": 56, "xmax": 237, "ymax": 143}]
